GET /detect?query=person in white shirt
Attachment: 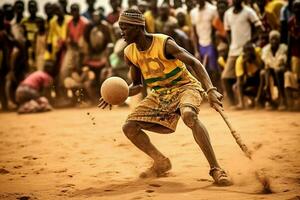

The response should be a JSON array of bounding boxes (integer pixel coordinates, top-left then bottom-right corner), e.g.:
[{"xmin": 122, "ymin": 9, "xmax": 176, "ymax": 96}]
[
  {"xmin": 222, "ymin": 0, "xmax": 263, "ymax": 106},
  {"xmin": 190, "ymin": 0, "xmax": 220, "ymax": 90},
  {"xmin": 258, "ymin": 30, "xmax": 287, "ymax": 110}
]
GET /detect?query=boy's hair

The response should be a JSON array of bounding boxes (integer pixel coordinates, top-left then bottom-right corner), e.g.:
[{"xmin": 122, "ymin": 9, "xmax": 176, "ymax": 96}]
[{"xmin": 118, "ymin": 8, "xmax": 145, "ymax": 26}]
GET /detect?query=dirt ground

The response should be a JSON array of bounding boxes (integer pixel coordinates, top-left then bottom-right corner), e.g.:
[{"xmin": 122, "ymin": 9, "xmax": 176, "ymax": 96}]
[{"xmin": 0, "ymin": 104, "xmax": 299, "ymax": 200}]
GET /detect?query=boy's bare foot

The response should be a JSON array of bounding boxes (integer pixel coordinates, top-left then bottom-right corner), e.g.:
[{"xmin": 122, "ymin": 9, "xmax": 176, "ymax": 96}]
[
  {"xmin": 209, "ymin": 167, "xmax": 233, "ymax": 186},
  {"xmin": 140, "ymin": 158, "xmax": 172, "ymax": 178}
]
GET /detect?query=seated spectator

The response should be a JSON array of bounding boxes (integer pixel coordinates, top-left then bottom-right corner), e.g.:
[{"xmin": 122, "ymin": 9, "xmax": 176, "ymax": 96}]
[
  {"xmin": 259, "ymin": 30, "xmax": 287, "ymax": 110},
  {"xmin": 288, "ymin": 0, "xmax": 300, "ymax": 86},
  {"xmin": 15, "ymin": 61, "xmax": 54, "ymax": 114},
  {"xmin": 234, "ymin": 42, "xmax": 263, "ymax": 109},
  {"xmin": 284, "ymin": 0, "xmax": 300, "ymax": 111},
  {"xmin": 284, "ymin": 71, "xmax": 299, "ymax": 110},
  {"xmin": 64, "ymin": 66, "xmax": 95, "ymax": 104}
]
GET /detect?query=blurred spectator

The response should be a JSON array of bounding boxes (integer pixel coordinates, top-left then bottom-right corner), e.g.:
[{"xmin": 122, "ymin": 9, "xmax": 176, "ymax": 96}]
[
  {"xmin": 144, "ymin": 0, "xmax": 158, "ymax": 32},
  {"xmin": 138, "ymin": 1, "xmax": 149, "ymax": 14},
  {"xmin": 0, "ymin": 8, "xmax": 12, "ymax": 110},
  {"xmin": 176, "ymin": 9, "xmax": 191, "ymax": 37},
  {"xmin": 108, "ymin": 39, "xmax": 131, "ymax": 84},
  {"xmin": 58, "ymin": 0, "xmax": 69, "ymax": 15},
  {"xmin": 45, "ymin": 3, "xmax": 71, "ymax": 103},
  {"xmin": 184, "ymin": 0, "xmax": 196, "ymax": 38},
  {"xmin": 44, "ymin": 2, "xmax": 54, "ymax": 33},
  {"xmin": 255, "ymin": 0, "xmax": 285, "ymax": 47},
  {"xmin": 191, "ymin": 0, "xmax": 221, "ymax": 91},
  {"xmin": 3, "ymin": 4, "xmax": 14, "ymax": 22},
  {"xmin": 15, "ymin": 61, "xmax": 54, "ymax": 114},
  {"xmin": 83, "ymin": 10, "xmax": 112, "ymax": 101},
  {"xmin": 213, "ymin": 0, "xmax": 228, "ymax": 41},
  {"xmin": 45, "ymin": 4, "xmax": 71, "ymax": 64},
  {"xmin": 284, "ymin": 70, "xmax": 299, "ymax": 110},
  {"xmin": 128, "ymin": 0, "xmax": 138, "ymax": 8},
  {"xmin": 174, "ymin": 0, "xmax": 183, "ymax": 10},
  {"xmin": 60, "ymin": 3, "xmax": 88, "ymax": 95},
  {"xmin": 280, "ymin": 0, "xmax": 294, "ymax": 44},
  {"xmin": 155, "ymin": 3, "xmax": 177, "ymax": 33},
  {"xmin": 35, "ymin": 18, "xmax": 47, "ymax": 71},
  {"xmin": 162, "ymin": 22, "xmax": 194, "ymax": 55},
  {"xmin": 259, "ymin": 30, "xmax": 287, "ymax": 110},
  {"xmin": 222, "ymin": 0, "xmax": 263, "ymax": 106},
  {"xmin": 106, "ymin": 0, "xmax": 121, "ymax": 25},
  {"xmin": 82, "ymin": 0, "xmax": 96, "ymax": 21},
  {"xmin": 234, "ymin": 42, "xmax": 263, "ymax": 109},
  {"xmin": 64, "ymin": 66, "xmax": 95, "ymax": 104},
  {"xmin": 284, "ymin": 0, "xmax": 300, "ymax": 110},
  {"xmin": 13, "ymin": 0, "xmax": 24, "ymax": 24},
  {"xmin": 288, "ymin": 0, "xmax": 300, "ymax": 80},
  {"xmin": 171, "ymin": 0, "xmax": 184, "ymax": 16},
  {"xmin": 11, "ymin": 0, "xmax": 26, "ymax": 43},
  {"xmin": 21, "ymin": 0, "xmax": 43, "ymax": 72}
]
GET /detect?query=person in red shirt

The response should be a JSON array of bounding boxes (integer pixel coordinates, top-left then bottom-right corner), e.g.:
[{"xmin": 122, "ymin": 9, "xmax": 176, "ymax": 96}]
[
  {"xmin": 15, "ymin": 61, "xmax": 54, "ymax": 113},
  {"xmin": 60, "ymin": 4, "xmax": 88, "ymax": 94},
  {"xmin": 106, "ymin": 0, "xmax": 121, "ymax": 25}
]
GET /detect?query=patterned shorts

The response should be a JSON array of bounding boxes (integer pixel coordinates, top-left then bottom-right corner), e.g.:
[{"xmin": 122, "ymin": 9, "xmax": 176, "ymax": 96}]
[{"xmin": 127, "ymin": 83, "xmax": 205, "ymax": 131}]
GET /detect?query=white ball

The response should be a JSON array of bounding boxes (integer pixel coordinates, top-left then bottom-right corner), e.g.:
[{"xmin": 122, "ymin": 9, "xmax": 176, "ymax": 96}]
[{"xmin": 101, "ymin": 77, "xmax": 129, "ymax": 105}]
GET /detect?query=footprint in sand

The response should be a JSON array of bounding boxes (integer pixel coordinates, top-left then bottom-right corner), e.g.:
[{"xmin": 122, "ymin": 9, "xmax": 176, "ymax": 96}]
[
  {"xmin": 130, "ymin": 196, "xmax": 143, "ymax": 200},
  {"xmin": 149, "ymin": 183, "xmax": 161, "ymax": 187},
  {"xmin": 53, "ymin": 168, "xmax": 68, "ymax": 173},
  {"xmin": 0, "ymin": 168, "xmax": 9, "ymax": 174},
  {"xmin": 145, "ymin": 189, "xmax": 155, "ymax": 193},
  {"xmin": 23, "ymin": 156, "xmax": 38, "ymax": 160},
  {"xmin": 269, "ymin": 155, "xmax": 283, "ymax": 161}
]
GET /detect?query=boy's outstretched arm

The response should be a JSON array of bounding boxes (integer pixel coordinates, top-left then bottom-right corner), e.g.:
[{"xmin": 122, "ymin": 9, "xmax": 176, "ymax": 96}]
[{"xmin": 165, "ymin": 39, "xmax": 223, "ymax": 109}]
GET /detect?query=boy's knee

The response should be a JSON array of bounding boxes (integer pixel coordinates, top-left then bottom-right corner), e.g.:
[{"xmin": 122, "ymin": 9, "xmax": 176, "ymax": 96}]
[
  {"xmin": 181, "ymin": 109, "xmax": 198, "ymax": 128},
  {"xmin": 122, "ymin": 121, "xmax": 140, "ymax": 139}
]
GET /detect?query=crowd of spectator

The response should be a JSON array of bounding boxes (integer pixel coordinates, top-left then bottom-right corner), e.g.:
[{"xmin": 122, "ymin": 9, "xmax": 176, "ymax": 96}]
[{"xmin": 0, "ymin": 0, "xmax": 299, "ymax": 113}]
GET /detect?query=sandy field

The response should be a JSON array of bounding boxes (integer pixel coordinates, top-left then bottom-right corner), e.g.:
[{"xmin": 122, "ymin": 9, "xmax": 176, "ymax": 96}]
[{"xmin": 0, "ymin": 104, "xmax": 299, "ymax": 200}]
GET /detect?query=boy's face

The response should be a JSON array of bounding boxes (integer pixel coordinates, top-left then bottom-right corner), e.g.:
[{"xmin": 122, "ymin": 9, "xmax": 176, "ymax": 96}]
[{"xmin": 119, "ymin": 22, "xmax": 139, "ymax": 44}]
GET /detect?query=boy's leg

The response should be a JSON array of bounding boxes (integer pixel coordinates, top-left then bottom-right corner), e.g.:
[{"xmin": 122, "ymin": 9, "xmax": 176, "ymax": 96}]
[
  {"xmin": 122, "ymin": 121, "xmax": 173, "ymax": 177},
  {"xmin": 180, "ymin": 106, "xmax": 232, "ymax": 186}
]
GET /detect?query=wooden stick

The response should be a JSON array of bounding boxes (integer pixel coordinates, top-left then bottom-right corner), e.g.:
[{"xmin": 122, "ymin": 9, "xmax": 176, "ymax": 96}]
[{"xmin": 214, "ymin": 106, "xmax": 252, "ymax": 160}]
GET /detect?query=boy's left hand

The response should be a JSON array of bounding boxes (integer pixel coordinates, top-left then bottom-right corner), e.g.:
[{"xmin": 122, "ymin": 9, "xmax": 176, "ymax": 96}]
[
  {"xmin": 207, "ymin": 90, "xmax": 223, "ymax": 111},
  {"xmin": 98, "ymin": 97, "xmax": 112, "ymax": 110}
]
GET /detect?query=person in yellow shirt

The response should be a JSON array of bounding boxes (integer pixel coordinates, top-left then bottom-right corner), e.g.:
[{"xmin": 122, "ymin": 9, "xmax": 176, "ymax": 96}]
[
  {"xmin": 45, "ymin": 4, "xmax": 71, "ymax": 65},
  {"xmin": 21, "ymin": 0, "xmax": 43, "ymax": 71},
  {"xmin": 143, "ymin": 0, "xmax": 158, "ymax": 33},
  {"xmin": 99, "ymin": 8, "xmax": 232, "ymax": 186},
  {"xmin": 235, "ymin": 42, "xmax": 263, "ymax": 109}
]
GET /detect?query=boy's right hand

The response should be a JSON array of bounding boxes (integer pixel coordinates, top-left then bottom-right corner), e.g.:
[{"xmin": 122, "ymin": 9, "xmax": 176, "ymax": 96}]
[{"xmin": 98, "ymin": 97, "xmax": 112, "ymax": 110}]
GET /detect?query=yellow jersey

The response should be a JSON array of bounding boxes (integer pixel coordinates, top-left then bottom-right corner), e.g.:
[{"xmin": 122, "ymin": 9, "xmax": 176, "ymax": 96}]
[
  {"xmin": 235, "ymin": 47, "xmax": 262, "ymax": 77},
  {"xmin": 124, "ymin": 34, "xmax": 199, "ymax": 91}
]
